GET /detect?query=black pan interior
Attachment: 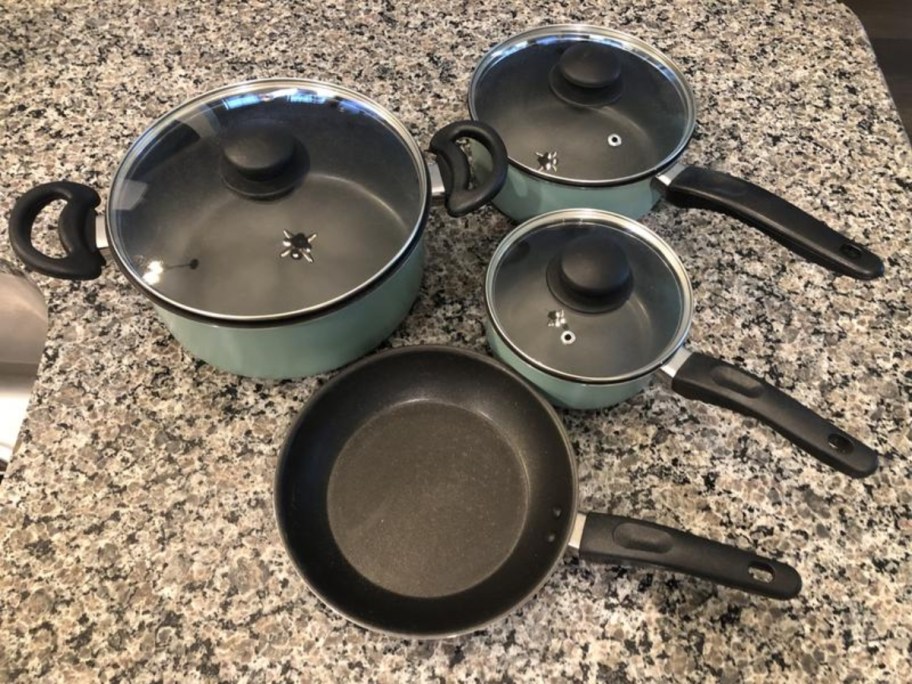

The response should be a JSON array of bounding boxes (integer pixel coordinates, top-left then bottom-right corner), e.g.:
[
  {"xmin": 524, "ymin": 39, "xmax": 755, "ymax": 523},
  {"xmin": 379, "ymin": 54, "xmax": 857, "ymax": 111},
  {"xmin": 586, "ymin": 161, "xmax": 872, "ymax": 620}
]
[{"xmin": 275, "ymin": 346, "xmax": 577, "ymax": 637}]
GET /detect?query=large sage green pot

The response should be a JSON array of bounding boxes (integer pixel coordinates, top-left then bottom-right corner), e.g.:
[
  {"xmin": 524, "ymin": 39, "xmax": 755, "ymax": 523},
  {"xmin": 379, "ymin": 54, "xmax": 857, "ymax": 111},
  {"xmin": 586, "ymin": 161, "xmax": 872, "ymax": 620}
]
[
  {"xmin": 483, "ymin": 209, "xmax": 879, "ymax": 479},
  {"xmin": 467, "ymin": 24, "xmax": 883, "ymax": 280},
  {"xmin": 9, "ymin": 79, "xmax": 507, "ymax": 379},
  {"xmin": 152, "ymin": 246, "xmax": 424, "ymax": 378}
]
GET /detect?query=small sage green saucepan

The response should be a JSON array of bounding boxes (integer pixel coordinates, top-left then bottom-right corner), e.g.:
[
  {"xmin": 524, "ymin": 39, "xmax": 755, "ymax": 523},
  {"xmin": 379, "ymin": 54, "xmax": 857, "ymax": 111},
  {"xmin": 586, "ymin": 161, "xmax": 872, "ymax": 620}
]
[
  {"xmin": 483, "ymin": 209, "xmax": 879, "ymax": 479},
  {"xmin": 8, "ymin": 79, "xmax": 507, "ymax": 379},
  {"xmin": 468, "ymin": 25, "xmax": 883, "ymax": 280}
]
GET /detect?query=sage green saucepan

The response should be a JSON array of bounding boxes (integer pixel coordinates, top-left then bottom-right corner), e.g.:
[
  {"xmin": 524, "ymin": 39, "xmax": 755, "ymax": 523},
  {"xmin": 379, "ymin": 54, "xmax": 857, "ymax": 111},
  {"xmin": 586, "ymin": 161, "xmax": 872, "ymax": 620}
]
[
  {"xmin": 483, "ymin": 209, "xmax": 879, "ymax": 479},
  {"xmin": 468, "ymin": 25, "xmax": 883, "ymax": 280},
  {"xmin": 8, "ymin": 79, "xmax": 507, "ymax": 379}
]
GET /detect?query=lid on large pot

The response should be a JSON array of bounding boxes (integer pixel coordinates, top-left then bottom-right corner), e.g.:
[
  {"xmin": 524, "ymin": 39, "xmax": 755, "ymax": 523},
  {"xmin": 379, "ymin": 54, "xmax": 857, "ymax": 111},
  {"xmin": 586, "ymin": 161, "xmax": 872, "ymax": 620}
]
[
  {"xmin": 486, "ymin": 209, "xmax": 693, "ymax": 383},
  {"xmin": 107, "ymin": 79, "xmax": 428, "ymax": 322},
  {"xmin": 469, "ymin": 25, "xmax": 696, "ymax": 186}
]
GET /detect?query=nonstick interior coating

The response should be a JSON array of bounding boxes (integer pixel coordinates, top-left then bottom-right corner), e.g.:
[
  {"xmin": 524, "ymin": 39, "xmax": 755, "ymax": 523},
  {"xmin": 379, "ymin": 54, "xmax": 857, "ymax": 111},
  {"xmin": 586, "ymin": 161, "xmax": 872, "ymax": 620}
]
[
  {"xmin": 275, "ymin": 346, "xmax": 577, "ymax": 637},
  {"xmin": 328, "ymin": 401, "xmax": 529, "ymax": 598}
]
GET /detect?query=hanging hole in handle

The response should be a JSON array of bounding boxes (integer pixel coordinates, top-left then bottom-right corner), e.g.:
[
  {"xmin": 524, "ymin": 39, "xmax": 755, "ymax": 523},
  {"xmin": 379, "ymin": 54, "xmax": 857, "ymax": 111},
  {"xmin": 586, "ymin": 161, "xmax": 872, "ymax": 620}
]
[
  {"xmin": 607, "ymin": 134, "xmax": 623, "ymax": 147},
  {"xmin": 748, "ymin": 562, "xmax": 774, "ymax": 583},
  {"xmin": 561, "ymin": 330, "xmax": 576, "ymax": 345},
  {"xmin": 30, "ymin": 199, "xmax": 71, "ymax": 258},
  {"xmin": 839, "ymin": 243, "xmax": 864, "ymax": 260},
  {"xmin": 456, "ymin": 138, "xmax": 478, "ymax": 189},
  {"xmin": 828, "ymin": 433, "xmax": 854, "ymax": 454}
]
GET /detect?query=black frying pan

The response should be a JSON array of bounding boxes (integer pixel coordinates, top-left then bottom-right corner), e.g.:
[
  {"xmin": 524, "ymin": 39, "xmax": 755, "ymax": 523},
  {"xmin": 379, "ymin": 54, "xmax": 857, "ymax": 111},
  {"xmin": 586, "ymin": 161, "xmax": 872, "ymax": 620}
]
[{"xmin": 275, "ymin": 346, "xmax": 801, "ymax": 638}]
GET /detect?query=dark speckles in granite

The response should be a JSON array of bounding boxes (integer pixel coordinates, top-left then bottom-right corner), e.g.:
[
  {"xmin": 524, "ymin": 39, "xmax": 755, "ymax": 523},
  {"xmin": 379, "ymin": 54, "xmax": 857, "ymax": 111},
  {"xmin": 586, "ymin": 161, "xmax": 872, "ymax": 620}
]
[{"xmin": 1, "ymin": 0, "xmax": 911, "ymax": 682}]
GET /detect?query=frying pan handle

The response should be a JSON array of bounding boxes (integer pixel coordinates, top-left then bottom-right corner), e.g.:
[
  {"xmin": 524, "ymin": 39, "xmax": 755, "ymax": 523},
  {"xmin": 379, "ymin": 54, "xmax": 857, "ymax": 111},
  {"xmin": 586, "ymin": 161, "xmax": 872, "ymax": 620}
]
[
  {"xmin": 666, "ymin": 350, "xmax": 879, "ymax": 478},
  {"xmin": 658, "ymin": 164, "xmax": 884, "ymax": 280},
  {"xmin": 8, "ymin": 181, "xmax": 105, "ymax": 280},
  {"xmin": 578, "ymin": 513, "xmax": 802, "ymax": 600},
  {"xmin": 429, "ymin": 120, "xmax": 508, "ymax": 217}
]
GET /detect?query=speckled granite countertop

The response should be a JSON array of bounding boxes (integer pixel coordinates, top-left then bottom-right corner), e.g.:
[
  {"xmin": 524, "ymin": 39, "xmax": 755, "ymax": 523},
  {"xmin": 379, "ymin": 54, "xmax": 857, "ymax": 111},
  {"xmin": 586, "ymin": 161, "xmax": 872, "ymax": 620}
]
[{"xmin": 1, "ymin": 1, "xmax": 910, "ymax": 681}]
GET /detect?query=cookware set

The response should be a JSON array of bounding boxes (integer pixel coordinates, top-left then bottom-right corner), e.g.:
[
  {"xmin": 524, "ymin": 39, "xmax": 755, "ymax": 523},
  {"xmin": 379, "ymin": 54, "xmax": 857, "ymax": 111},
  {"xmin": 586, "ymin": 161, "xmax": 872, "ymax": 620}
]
[{"xmin": 8, "ymin": 25, "xmax": 884, "ymax": 637}]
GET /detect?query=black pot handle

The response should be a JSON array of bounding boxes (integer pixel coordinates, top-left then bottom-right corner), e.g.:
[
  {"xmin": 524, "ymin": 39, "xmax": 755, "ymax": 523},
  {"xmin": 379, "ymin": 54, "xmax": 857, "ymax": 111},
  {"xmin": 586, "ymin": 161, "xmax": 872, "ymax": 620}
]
[
  {"xmin": 579, "ymin": 513, "xmax": 802, "ymax": 600},
  {"xmin": 8, "ymin": 181, "xmax": 105, "ymax": 280},
  {"xmin": 660, "ymin": 165, "xmax": 884, "ymax": 280},
  {"xmin": 670, "ymin": 351, "xmax": 879, "ymax": 478},
  {"xmin": 429, "ymin": 120, "xmax": 508, "ymax": 217}
]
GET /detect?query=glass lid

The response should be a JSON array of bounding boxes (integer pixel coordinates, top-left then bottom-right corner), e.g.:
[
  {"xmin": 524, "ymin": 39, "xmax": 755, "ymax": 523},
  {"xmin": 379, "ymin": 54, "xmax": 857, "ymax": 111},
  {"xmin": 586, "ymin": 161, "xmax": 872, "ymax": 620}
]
[
  {"xmin": 486, "ymin": 209, "xmax": 693, "ymax": 383},
  {"xmin": 107, "ymin": 79, "xmax": 428, "ymax": 322},
  {"xmin": 469, "ymin": 25, "xmax": 696, "ymax": 186}
]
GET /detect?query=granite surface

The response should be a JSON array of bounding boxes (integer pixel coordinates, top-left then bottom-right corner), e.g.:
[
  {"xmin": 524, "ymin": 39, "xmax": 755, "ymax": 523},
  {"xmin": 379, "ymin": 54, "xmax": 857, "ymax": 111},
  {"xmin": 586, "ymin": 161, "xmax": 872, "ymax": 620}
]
[{"xmin": 1, "ymin": 1, "xmax": 911, "ymax": 682}]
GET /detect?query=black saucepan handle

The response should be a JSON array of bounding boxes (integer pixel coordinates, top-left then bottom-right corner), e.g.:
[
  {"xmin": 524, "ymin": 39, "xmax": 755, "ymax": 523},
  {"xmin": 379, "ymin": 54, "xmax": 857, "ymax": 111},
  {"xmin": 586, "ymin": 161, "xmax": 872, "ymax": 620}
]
[
  {"xmin": 661, "ymin": 165, "xmax": 884, "ymax": 280},
  {"xmin": 8, "ymin": 181, "xmax": 105, "ymax": 280},
  {"xmin": 579, "ymin": 513, "xmax": 802, "ymax": 600},
  {"xmin": 429, "ymin": 120, "xmax": 508, "ymax": 217},
  {"xmin": 671, "ymin": 351, "xmax": 879, "ymax": 478}
]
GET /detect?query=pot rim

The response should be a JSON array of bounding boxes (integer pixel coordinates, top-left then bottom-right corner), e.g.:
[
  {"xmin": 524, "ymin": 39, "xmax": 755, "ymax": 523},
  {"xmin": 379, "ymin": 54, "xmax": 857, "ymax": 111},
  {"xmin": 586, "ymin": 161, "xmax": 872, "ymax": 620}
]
[
  {"xmin": 105, "ymin": 78, "xmax": 431, "ymax": 324},
  {"xmin": 468, "ymin": 24, "xmax": 698, "ymax": 188},
  {"xmin": 485, "ymin": 208, "xmax": 695, "ymax": 385}
]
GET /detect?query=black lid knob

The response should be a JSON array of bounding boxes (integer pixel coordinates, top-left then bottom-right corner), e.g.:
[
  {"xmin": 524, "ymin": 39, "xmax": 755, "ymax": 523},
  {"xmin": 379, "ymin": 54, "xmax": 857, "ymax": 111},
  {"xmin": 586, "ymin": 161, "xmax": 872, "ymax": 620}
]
[
  {"xmin": 546, "ymin": 232, "xmax": 634, "ymax": 313},
  {"xmin": 549, "ymin": 42, "xmax": 624, "ymax": 107},
  {"xmin": 223, "ymin": 123, "xmax": 296, "ymax": 180},
  {"xmin": 559, "ymin": 43, "xmax": 622, "ymax": 89},
  {"xmin": 220, "ymin": 121, "xmax": 308, "ymax": 200}
]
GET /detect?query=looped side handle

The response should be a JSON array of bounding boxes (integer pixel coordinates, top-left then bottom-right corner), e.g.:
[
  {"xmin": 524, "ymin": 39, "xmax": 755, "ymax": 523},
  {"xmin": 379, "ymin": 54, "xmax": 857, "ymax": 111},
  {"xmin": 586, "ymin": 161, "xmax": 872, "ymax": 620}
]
[
  {"xmin": 8, "ymin": 181, "xmax": 105, "ymax": 280},
  {"xmin": 429, "ymin": 120, "xmax": 508, "ymax": 217}
]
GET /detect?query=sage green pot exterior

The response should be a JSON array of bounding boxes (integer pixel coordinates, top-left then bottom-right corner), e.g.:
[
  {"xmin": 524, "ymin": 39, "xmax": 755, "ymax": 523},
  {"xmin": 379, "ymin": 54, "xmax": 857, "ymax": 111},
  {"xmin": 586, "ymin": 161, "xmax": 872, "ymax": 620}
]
[
  {"xmin": 155, "ymin": 243, "xmax": 424, "ymax": 379},
  {"xmin": 485, "ymin": 320, "xmax": 652, "ymax": 410},
  {"xmin": 469, "ymin": 140, "xmax": 663, "ymax": 223}
]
